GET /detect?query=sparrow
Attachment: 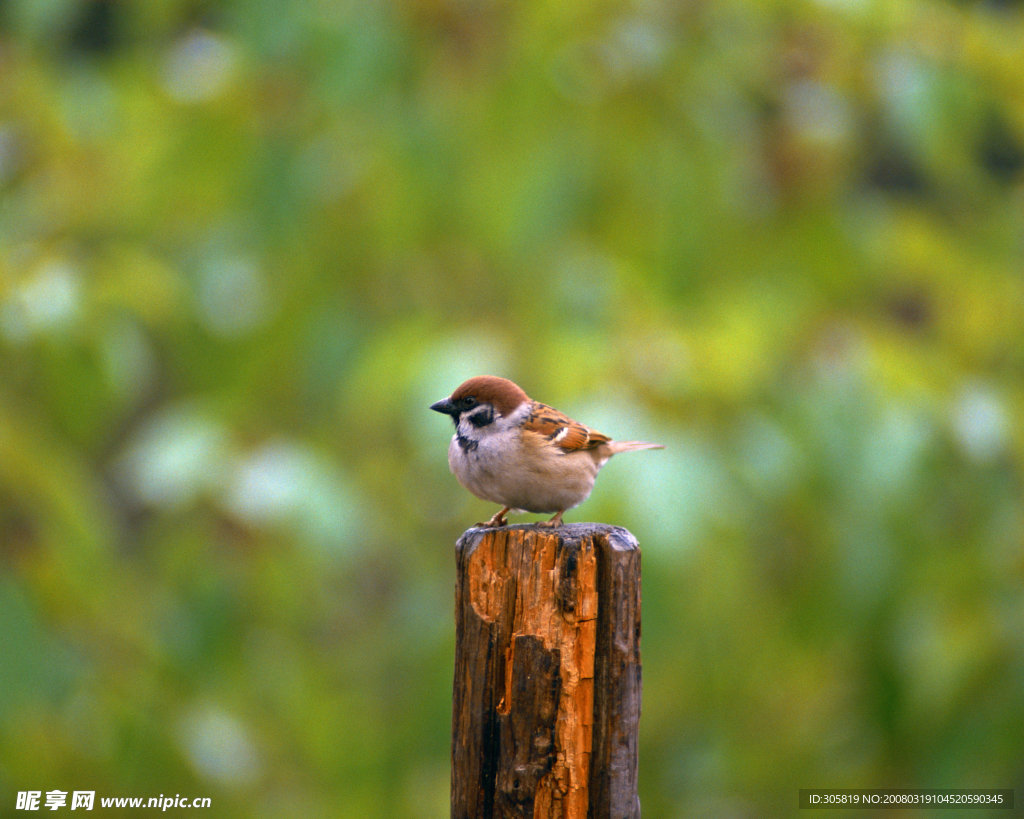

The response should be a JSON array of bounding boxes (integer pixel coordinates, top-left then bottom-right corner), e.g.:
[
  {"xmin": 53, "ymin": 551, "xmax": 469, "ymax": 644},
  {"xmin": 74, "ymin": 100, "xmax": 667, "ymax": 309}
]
[{"xmin": 430, "ymin": 375, "xmax": 663, "ymax": 528}]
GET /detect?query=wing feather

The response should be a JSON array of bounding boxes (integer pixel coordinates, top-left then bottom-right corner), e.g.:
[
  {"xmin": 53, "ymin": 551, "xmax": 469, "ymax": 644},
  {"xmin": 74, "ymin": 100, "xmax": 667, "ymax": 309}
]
[{"xmin": 521, "ymin": 403, "xmax": 610, "ymax": 453}]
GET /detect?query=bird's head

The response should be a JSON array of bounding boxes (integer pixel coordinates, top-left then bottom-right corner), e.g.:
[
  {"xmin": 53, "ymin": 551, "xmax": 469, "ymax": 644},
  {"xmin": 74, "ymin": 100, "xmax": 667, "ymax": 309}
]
[{"xmin": 430, "ymin": 376, "xmax": 530, "ymax": 434}]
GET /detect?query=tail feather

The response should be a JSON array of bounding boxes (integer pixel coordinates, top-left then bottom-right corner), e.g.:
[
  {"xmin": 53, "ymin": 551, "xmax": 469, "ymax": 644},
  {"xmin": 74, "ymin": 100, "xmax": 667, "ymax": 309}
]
[{"xmin": 609, "ymin": 440, "xmax": 664, "ymax": 454}]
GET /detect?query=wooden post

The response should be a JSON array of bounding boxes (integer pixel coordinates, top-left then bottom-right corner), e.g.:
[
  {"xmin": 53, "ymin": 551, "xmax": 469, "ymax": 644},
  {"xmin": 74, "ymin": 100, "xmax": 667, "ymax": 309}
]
[{"xmin": 452, "ymin": 523, "xmax": 641, "ymax": 819}]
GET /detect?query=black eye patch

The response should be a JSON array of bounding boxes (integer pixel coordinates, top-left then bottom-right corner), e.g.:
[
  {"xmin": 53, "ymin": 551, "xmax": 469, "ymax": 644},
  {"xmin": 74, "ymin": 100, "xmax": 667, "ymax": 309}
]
[{"xmin": 466, "ymin": 406, "xmax": 494, "ymax": 428}]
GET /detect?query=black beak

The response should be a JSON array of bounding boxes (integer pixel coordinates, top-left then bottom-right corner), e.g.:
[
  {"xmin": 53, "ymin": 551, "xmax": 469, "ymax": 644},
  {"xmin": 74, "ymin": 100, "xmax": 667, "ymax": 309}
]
[{"xmin": 430, "ymin": 397, "xmax": 458, "ymax": 416}]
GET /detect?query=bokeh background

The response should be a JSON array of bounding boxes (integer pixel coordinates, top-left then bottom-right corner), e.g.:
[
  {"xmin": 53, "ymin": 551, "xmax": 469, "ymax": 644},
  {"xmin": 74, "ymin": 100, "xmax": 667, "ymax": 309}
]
[{"xmin": 1, "ymin": 0, "xmax": 1023, "ymax": 816}]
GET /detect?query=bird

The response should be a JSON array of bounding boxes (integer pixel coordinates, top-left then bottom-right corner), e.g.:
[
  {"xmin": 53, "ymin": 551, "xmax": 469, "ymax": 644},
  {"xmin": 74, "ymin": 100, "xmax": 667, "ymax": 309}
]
[{"xmin": 430, "ymin": 375, "xmax": 663, "ymax": 528}]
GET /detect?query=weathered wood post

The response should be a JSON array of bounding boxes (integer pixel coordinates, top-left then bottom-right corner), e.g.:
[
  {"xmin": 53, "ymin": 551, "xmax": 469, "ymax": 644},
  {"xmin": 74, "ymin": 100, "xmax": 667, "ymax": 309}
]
[{"xmin": 452, "ymin": 523, "xmax": 641, "ymax": 819}]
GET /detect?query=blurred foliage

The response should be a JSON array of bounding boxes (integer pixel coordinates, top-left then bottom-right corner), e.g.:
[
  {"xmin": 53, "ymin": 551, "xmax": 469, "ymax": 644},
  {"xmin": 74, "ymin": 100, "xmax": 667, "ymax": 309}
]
[{"xmin": 1, "ymin": 0, "xmax": 1023, "ymax": 816}]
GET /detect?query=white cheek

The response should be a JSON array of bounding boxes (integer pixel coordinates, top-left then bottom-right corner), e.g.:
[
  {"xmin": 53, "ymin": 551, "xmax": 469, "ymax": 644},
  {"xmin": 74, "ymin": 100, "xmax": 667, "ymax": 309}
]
[
  {"xmin": 457, "ymin": 413, "xmax": 509, "ymax": 441},
  {"xmin": 456, "ymin": 419, "xmax": 480, "ymax": 442}
]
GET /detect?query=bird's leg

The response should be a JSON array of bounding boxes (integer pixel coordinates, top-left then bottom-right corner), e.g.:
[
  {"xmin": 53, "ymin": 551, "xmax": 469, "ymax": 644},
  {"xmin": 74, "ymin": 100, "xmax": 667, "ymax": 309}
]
[
  {"xmin": 536, "ymin": 510, "xmax": 565, "ymax": 528},
  {"xmin": 476, "ymin": 506, "xmax": 511, "ymax": 528}
]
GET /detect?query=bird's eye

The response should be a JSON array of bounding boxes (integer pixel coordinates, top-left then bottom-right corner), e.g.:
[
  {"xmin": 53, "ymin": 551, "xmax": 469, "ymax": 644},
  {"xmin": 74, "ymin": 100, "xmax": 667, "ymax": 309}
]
[{"xmin": 462, "ymin": 396, "xmax": 477, "ymax": 409}]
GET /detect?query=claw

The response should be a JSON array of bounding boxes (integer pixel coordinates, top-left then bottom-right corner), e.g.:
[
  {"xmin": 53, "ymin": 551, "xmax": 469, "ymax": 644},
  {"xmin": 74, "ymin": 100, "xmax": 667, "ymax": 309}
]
[
  {"xmin": 475, "ymin": 506, "xmax": 511, "ymax": 528},
  {"xmin": 536, "ymin": 510, "xmax": 565, "ymax": 528}
]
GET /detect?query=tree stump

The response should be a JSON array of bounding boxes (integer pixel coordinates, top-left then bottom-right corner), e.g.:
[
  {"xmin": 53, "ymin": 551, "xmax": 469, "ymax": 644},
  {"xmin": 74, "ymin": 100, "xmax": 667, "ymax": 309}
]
[{"xmin": 451, "ymin": 523, "xmax": 641, "ymax": 819}]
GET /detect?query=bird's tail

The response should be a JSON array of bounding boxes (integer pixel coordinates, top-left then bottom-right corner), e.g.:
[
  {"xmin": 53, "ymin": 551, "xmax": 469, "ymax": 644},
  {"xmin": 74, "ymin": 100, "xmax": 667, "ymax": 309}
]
[{"xmin": 609, "ymin": 440, "xmax": 664, "ymax": 454}]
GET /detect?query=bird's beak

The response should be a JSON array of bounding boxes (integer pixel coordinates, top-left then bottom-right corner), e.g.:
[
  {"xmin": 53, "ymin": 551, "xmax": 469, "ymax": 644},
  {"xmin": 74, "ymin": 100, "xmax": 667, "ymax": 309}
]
[{"xmin": 430, "ymin": 397, "xmax": 458, "ymax": 416}]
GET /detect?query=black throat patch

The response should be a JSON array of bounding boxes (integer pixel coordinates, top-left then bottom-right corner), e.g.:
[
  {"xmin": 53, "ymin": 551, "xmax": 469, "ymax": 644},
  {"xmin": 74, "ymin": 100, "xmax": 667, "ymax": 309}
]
[{"xmin": 456, "ymin": 433, "xmax": 478, "ymax": 452}]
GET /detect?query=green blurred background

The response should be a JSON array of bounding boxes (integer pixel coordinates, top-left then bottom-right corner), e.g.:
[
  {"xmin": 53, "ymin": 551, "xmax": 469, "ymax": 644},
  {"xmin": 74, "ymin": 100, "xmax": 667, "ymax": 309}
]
[{"xmin": 1, "ymin": 0, "xmax": 1022, "ymax": 816}]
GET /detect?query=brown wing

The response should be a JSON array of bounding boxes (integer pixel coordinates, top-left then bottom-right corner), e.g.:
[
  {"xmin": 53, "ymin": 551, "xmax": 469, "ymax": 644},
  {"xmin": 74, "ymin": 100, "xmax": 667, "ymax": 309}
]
[{"xmin": 521, "ymin": 403, "xmax": 611, "ymax": 453}]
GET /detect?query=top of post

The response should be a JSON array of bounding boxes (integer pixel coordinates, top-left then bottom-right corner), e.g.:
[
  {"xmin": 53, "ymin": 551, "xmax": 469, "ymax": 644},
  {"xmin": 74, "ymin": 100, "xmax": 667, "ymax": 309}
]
[{"xmin": 457, "ymin": 522, "xmax": 639, "ymax": 555}]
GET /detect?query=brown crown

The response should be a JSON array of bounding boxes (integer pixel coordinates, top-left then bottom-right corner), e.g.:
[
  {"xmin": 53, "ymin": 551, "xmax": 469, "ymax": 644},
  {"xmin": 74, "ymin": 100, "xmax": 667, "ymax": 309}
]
[{"xmin": 449, "ymin": 376, "xmax": 530, "ymax": 416}]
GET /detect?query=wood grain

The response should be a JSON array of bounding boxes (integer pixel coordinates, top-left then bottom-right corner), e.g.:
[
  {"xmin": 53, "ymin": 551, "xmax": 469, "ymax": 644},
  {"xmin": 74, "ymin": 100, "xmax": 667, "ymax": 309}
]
[{"xmin": 451, "ymin": 523, "xmax": 641, "ymax": 819}]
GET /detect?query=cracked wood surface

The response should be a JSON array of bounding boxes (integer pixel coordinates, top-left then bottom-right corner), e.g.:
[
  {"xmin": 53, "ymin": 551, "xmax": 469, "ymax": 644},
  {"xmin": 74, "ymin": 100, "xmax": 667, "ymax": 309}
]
[{"xmin": 452, "ymin": 524, "xmax": 641, "ymax": 819}]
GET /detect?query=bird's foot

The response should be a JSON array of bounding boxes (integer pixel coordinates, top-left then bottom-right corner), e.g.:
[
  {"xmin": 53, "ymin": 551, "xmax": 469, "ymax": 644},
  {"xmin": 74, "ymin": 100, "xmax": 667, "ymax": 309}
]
[
  {"xmin": 475, "ymin": 507, "xmax": 511, "ymax": 528},
  {"xmin": 535, "ymin": 511, "xmax": 565, "ymax": 528}
]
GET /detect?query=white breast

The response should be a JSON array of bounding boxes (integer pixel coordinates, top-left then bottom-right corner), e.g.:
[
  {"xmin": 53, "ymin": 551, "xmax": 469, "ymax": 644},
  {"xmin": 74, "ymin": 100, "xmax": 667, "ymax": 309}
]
[{"xmin": 446, "ymin": 418, "xmax": 601, "ymax": 514}]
